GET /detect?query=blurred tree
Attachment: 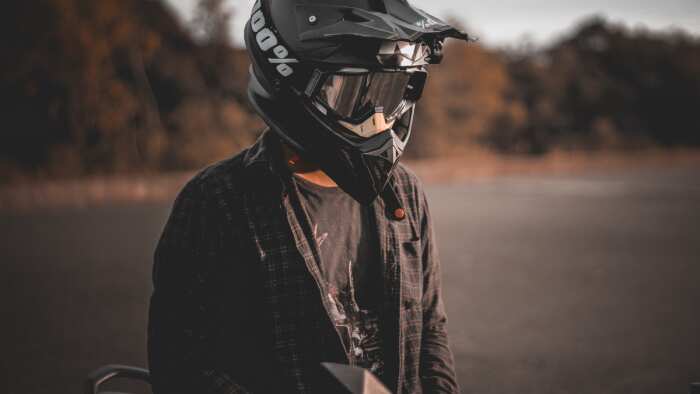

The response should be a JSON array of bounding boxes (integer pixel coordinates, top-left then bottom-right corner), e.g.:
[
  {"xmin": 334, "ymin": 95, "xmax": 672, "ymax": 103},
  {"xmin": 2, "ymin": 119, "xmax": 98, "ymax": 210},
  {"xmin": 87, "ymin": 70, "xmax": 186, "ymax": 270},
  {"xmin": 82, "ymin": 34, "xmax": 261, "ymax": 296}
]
[
  {"xmin": 191, "ymin": 0, "xmax": 232, "ymax": 46},
  {"xmin": 508, "ymin": 17, "xmax": 700, "ymax": 152},
  {"xmin": 1, "ymin": 6, "xmax": 699, "ymax": 183},
  {"xmin": 410, "ymin": 42, "xmax": 528, "ymax": 156},
  {"xmin": 0, "ymin": 0, "xmax": 260, "ymax": 183}
]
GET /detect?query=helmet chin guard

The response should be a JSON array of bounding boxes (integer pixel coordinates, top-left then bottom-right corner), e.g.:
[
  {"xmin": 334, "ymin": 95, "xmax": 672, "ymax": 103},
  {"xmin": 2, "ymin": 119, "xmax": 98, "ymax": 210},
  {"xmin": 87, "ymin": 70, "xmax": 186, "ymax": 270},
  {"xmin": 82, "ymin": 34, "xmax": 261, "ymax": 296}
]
[
  {"xmin": 339, "ymin": 113, "xmax": 396, "ymax": 138},
  {"xmin": 245, "ymin": 0, "xmax": 469, "ymax": 204}
]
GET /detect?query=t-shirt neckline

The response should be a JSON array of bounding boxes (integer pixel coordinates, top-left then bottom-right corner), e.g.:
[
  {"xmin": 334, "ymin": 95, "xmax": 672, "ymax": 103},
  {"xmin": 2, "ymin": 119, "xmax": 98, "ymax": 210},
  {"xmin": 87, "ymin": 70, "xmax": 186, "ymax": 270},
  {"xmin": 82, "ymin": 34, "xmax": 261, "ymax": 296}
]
[{"xmin": 293, "ymin": 174, "xmax": 344, "ymax": 195}]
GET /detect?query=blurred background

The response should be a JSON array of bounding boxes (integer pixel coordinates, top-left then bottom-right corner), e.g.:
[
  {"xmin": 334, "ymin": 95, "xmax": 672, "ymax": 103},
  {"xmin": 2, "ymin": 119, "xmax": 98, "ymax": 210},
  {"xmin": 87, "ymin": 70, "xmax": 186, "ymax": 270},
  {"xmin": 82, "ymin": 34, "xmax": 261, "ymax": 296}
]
[{"xmin": 0, "ymin": 1, "xmax": 698, "ymax": 393}]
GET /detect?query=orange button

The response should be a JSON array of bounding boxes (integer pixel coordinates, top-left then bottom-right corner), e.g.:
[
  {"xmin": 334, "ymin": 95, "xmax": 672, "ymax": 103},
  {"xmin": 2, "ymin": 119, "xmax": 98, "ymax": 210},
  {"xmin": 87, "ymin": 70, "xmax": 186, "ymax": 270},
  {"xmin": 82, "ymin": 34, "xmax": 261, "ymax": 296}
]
[{"xmin": 393, "ymin": 208, "xmax": 406, "ymax": 220}]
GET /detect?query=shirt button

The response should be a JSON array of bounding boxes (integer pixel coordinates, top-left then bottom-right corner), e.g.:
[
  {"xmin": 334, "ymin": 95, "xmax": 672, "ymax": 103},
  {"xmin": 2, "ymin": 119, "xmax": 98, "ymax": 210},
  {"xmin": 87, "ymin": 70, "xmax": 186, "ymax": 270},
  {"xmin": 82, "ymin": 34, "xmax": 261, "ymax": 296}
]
[{"xmin": 393, "ymin": 208, "xmax": 406, "ymax": 220}]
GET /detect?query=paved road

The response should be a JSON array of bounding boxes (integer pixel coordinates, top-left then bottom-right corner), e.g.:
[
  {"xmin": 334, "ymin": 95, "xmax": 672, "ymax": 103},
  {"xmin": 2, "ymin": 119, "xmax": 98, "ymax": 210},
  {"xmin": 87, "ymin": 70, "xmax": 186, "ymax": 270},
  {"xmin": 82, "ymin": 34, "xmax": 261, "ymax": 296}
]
[{"xmin": 1, "ymin": 166, "xmax": 699, "ymax": 394}]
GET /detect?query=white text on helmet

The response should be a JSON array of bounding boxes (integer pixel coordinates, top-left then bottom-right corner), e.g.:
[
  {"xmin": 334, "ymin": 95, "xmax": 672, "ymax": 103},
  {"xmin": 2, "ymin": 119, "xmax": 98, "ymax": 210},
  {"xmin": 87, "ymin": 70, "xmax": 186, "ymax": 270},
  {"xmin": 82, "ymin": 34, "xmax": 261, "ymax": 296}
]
[{"xmin": 250, "ymin": 0, "xmax": 297, "ymax": 78}]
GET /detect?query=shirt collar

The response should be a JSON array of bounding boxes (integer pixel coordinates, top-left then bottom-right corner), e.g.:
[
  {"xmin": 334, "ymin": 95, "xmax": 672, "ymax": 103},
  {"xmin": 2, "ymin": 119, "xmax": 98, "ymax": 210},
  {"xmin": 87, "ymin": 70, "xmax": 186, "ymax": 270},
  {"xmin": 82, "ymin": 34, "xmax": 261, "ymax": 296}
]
[
  {"xmin": 242, "ymin": 128, "xmax": 403, "ymax": 219},
  {"xmin": 242, "ymin": 129, "xmax": 293, "ymax": 197}
]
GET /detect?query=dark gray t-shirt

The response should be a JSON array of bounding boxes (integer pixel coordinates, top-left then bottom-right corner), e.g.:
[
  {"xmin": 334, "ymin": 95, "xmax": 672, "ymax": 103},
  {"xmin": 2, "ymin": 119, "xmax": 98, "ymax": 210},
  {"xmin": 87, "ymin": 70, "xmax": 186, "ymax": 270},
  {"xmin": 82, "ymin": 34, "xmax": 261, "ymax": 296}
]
[{"xmin": 293, "ymin": 175, "xmax": 385, "ymax": 377}]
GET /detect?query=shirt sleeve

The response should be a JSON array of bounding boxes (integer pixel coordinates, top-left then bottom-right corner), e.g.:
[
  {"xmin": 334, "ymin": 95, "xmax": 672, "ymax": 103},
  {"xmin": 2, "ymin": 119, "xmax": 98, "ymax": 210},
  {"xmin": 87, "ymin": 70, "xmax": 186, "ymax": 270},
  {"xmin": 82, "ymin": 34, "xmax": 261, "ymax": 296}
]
[
  {"xmin": 418, "ymin": 188, "xmax": 460, "ymax": 394},
  {"xmin": 147, "ymin": 177, "xmax": 251, "ymax": 394}
]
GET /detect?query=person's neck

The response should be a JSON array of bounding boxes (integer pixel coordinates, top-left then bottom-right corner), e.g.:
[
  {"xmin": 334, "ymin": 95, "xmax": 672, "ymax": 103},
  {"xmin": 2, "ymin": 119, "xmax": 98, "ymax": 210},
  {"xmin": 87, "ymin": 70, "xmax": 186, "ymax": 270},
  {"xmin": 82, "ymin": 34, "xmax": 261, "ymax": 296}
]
[{"xmin": 281, "ymin": 144, "xmax": 338, "ymax": 188}]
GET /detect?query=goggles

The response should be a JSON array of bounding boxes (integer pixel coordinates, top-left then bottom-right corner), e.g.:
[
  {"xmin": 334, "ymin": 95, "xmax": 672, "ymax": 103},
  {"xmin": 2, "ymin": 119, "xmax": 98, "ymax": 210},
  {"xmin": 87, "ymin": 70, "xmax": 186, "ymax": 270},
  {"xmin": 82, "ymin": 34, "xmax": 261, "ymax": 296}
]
[{"xmin": 305, "ymin": 67, "xmax": 427, "ymax": 138}]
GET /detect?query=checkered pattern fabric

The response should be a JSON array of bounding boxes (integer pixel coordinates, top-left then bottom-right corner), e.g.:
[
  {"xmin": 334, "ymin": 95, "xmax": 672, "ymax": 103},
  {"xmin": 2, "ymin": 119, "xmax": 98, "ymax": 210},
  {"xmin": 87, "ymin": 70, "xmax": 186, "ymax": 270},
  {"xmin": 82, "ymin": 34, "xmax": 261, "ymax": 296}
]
[{"xmin": 148, "ymin": 130, "xmax": 459, "ymax": 394}]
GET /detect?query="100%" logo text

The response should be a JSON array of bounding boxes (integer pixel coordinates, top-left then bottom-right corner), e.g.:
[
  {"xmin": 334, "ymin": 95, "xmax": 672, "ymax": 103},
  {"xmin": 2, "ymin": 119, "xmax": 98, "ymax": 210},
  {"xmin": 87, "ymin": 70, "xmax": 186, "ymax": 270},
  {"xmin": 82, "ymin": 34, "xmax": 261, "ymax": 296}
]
[{"xmin": 250, "ymin": 0, "xmax": 298, "ymax": 78}]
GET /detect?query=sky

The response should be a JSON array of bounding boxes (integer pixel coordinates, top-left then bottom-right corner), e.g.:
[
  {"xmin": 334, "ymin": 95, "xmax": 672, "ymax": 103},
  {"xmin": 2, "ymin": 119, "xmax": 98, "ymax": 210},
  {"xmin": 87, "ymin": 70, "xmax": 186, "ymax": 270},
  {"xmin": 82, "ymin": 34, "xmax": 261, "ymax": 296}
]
[{"xmin": 165, "ymin": 0, "xmax": 700, "ymax": 47}]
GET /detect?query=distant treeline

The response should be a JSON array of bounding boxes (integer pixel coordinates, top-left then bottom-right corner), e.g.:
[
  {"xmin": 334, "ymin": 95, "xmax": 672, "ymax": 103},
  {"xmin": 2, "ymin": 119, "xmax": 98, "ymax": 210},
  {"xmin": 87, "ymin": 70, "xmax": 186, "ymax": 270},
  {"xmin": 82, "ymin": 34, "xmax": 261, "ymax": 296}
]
[{"xmin": 2, "ymin": 0, "xmax": 699, "ymax": 182}]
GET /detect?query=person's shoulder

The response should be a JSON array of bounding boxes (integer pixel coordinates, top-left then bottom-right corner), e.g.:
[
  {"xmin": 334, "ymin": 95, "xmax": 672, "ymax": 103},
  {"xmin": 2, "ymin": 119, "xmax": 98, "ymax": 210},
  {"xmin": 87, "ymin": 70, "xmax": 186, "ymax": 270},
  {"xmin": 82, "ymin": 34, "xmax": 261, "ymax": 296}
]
[
  {"xmin": 198, "ymin": 150, "xmax": 249, "ymax": 186},
  {"xmin": 393, "ymin": 162, "xmax": 425, "ymax": 196},
  {"xmin": 175, "ymin": 146, "xmax": 256, "ymax": 202},
  {"xmin": 392, "ymin": 162, "xmax": 430, "ymax": 224}
]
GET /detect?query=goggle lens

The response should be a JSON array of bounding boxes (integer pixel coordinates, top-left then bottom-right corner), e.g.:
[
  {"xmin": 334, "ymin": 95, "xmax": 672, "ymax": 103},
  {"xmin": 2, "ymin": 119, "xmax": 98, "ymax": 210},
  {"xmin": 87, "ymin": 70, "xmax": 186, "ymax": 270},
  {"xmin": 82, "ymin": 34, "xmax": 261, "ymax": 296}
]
[
  {"xmin": 314, "ymin": 70, "xmax": 426, "ymax": 127},
  {"xmin": 317, "ymin": 74, "xmax": 365, "ymax": 120}
]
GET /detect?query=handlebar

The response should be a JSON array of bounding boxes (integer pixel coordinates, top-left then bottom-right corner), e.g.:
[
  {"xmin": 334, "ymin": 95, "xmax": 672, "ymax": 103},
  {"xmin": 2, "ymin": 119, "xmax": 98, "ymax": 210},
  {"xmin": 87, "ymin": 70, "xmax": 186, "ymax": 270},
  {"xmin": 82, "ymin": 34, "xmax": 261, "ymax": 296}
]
[{"xmin": 84, "ymin": 364, "xmax": 150, "ymax": 394}]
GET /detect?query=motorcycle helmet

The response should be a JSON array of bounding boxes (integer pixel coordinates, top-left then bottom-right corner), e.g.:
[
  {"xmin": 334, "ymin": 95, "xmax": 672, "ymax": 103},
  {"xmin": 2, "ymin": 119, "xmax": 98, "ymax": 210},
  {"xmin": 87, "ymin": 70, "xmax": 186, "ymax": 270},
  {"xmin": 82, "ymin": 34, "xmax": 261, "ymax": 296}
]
[{"xmin": 245, "ymin": 0, "xmax": 469, "ymax": 204}]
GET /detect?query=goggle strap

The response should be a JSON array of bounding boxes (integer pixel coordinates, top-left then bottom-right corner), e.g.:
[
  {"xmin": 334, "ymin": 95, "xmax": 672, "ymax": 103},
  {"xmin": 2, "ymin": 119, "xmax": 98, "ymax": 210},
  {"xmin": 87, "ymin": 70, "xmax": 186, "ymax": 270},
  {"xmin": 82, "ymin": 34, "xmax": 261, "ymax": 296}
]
[{"xmin": 305, "ymin": 69, "xmax": 324, "ymax": 97}]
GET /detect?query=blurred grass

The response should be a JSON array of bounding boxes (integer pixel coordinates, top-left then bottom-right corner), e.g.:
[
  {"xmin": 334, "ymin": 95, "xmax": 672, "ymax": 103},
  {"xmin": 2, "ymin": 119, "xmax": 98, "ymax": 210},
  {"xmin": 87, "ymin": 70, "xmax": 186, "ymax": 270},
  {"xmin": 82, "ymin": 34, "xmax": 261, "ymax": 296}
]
[{"xmin": 2, "ymin": 148, "xmax": 698, "ymax": 212}]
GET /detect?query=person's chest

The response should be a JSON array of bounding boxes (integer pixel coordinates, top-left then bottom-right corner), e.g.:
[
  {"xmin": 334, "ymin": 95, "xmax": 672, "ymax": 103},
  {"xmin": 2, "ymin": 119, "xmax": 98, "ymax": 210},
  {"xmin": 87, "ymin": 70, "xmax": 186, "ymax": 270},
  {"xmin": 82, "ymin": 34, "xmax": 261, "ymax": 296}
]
[
  {"xmin": 238, "ymin": 179, "xmax": 425, "ymax": 332},
  {"xmin": 235, "ymin": 179, "xmax": 424, "ymax": 392}
]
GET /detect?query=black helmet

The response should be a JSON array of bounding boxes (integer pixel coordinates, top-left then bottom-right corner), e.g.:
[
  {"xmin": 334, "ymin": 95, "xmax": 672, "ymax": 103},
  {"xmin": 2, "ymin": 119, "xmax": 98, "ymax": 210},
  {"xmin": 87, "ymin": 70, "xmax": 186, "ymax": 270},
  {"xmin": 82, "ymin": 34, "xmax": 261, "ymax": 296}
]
[{"xmin": 245, "ymin": 0, "xmax": 469, "ymax": 204}]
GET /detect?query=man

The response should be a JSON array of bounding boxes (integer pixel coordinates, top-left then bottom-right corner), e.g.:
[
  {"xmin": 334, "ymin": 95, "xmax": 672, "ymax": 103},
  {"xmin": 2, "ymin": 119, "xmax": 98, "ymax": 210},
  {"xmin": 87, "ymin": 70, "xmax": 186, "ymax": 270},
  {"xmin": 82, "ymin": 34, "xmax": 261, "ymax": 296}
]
[{"xmin": 148, "ymin": 0, "xmax": 469, "ymax": 393}]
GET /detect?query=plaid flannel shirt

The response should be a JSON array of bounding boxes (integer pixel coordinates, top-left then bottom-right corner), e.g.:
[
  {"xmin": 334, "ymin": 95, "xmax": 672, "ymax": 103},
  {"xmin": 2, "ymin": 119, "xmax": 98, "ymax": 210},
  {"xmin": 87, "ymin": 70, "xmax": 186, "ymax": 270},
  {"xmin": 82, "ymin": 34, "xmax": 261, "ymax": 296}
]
[{"xmin": 148, "ymin": 130, "xmax": 459, "ymax": 394}]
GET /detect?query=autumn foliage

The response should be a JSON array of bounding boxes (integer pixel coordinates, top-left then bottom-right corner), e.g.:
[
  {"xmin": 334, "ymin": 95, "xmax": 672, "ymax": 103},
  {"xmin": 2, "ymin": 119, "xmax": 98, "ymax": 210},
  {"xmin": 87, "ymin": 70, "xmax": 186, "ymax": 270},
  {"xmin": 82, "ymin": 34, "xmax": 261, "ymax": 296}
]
[
  {"xmin": 1, "ymin": 0, "xmax": 261, "ymax": 181},
  {"xmin": 1, "ymin": 1, "xmax": 699, "ymax": 182},
  {"xmin": 413, "ymin": 18, "xmax": 700, "ymax": 157}
]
